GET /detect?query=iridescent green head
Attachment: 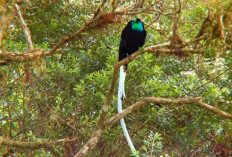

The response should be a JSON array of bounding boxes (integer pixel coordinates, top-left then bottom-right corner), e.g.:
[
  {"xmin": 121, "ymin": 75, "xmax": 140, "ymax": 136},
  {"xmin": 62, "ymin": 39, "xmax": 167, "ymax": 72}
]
[{"xmin": 131, "ymin": 18, "xmax": 144, "ymax": 32}]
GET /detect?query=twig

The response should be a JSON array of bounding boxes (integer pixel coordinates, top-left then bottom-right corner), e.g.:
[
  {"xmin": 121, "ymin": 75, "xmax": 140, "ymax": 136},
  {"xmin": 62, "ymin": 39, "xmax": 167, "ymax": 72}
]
[
  {"xmin": 182, "ymin": 72, "xmax": 224, "ymax": 97},
  {"xmin": 143, "ymin": 22, "xmax": 167, "ymax": 37},
  {"xmin": 218, "ymin": 14, "xmax": 225, "ymax": 39},
  {"xmin": 196, "ymin": 10, "xmax": 212, "ymax": 38},
  {"xmin": 15, "ymin": 4, "xmax": 33, "ymax": 50},
  {"xmin": 182, "ymin": 36, "xmax": 205, "ymax": 47},
  {"xmin": 93, "ymin": 0, "xmax": 107, "ymax": 18},
  {"xmin": 150, "ymin": 133, "xmax": 155, "ymax": 157},
  {"xmin": 0, "ymin": 29, "xmax": 3, "ymax": 47}
]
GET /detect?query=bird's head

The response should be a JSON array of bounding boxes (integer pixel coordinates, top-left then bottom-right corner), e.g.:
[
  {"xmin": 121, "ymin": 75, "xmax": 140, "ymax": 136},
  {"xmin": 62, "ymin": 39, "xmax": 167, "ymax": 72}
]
[{"xmin": 131, "ymin": 18, "xmax": 144, "ymax": 32}]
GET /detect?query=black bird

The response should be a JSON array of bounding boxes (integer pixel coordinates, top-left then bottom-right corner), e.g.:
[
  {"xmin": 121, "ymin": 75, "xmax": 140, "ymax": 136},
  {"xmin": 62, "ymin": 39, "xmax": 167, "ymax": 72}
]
[
  {"xmin": 119, "ymin": 18, "xmax": 147, "ymax": 65},
  {"xmin": 117, "ymin": 18, "xmax": 146, "ymax": 152},
  {"xmin": 118, "ymin": 18, "xmax": 147, "ymax": 100}
]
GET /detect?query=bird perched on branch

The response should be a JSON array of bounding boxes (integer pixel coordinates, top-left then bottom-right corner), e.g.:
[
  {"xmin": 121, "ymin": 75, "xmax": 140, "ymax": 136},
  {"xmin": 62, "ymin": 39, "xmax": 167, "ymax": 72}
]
[
  {"xmin": 117, "ymin": 18, "xmax": 146, "ymax": 152},
  {"xmin": 119, "ymin": 18, "xmax": 147, "ymax": 68},
  {"xmin": 118, "ymin": 18, "xmax": 147, "ymax": 100}
]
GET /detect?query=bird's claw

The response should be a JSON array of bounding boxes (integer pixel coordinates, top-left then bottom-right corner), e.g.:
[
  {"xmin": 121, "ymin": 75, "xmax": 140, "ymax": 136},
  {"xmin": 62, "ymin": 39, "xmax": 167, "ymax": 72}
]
[
  {"xmin": 121, "ymin": 95, "xmax": 126, "ymax": 102},
  {"xmin": 127, "ymin": 53, "xmax": 132, "ymax": 61}
]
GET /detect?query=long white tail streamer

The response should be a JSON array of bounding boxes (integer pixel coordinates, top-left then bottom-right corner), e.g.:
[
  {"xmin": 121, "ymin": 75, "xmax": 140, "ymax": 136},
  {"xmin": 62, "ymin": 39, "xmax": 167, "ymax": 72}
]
[
  {"xmin": 118, "ymin": 66, "xmax": 126, "ymax": 99},
  {"xmin": 117, "ymin": 66, "xmax": 136, "ymax": 151}
]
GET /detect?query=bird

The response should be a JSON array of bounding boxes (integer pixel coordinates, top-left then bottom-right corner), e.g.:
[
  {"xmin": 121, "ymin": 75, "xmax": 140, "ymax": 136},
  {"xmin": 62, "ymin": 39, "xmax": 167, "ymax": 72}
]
[
  {"xmin": 119, "ymin": 18, "xmax": 147, "ymax": 66},
  {"xmin": 118, "ymin": 18, "xmax": 147, "ymax": 100},
  {"xmin": 117, "ymin": 18, "xmax": 146, "ymax": 152}
]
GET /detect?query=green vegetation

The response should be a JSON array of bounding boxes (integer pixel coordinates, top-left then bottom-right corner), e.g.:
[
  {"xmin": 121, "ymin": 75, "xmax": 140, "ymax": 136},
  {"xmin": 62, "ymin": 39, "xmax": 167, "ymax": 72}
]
[{"xmin": 0, "ymin": 0, "xmax": 232, "ymax": 156}]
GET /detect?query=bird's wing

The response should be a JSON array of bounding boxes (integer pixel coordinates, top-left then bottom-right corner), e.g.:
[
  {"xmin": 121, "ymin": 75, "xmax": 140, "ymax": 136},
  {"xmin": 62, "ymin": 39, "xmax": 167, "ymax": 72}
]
[{"xmin": 121, "ymin": 22, "xmax": 131, "ymax": 40}]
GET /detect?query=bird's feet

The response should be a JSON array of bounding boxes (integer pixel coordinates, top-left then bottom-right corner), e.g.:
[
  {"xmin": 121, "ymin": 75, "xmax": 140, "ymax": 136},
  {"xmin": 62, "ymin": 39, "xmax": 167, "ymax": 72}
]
[
  {"xmin": 121, "ymin": 90, "xmax": 126, "ymax": 101},
  {"xmin": 121, "ymin": 95, "xmax": 126, "ymax": 102},
  {"xmin": 119, "ymin": 88, "xmax": 126, "ymax": 101},
  {"xmin": 127, "ymin": 53, "xmax": 133, "ymax": 61}
]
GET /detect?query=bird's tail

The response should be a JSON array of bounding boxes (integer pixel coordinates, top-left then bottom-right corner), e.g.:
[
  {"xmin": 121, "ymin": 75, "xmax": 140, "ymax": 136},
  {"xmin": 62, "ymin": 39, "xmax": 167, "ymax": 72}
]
[
  {"xmin": 117, "ymin": 65, "xmax": 136, "ymax": 151},
  {"xmin": 118, "ymin": 66, "xmax": 126, "ymax": 100}
]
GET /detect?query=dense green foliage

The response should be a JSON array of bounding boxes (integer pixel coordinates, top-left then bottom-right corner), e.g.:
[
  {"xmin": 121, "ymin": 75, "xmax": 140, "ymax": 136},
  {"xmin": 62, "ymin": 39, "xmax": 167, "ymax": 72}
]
[{"xmin": 0, "ymin": 0, "xmax": 232, "ymax": 156}]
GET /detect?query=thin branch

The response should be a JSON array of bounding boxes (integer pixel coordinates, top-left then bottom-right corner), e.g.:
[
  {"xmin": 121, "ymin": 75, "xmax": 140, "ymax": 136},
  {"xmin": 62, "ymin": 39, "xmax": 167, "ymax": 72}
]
[
  {"xmin": 0, "ymin": 49, "xmax": 44, "ymax": 62},
  {"xmin": 218, "ymin": 14, "xmax": 225, "ymax": 39},
  {"xmin": 93, "ymin": 0, "xmax": 107, "ymax": 18},
  {"xmin": 0, "ymin": 41, "xmax": 202, "ymax": 63},
  {"xmin": 143, "ymin": 22, "xmax": 168, "ymax": 37},
  {"xmin": 44, "ymin": 145, "xmax": 60, "ymax": 157},
  {"xmin": 181, "ymin": 72, "xmax": 224, "ymax": 97},
  {"xmin": 15, "ymin": 4, "xmax": 33, "ymax": 50},
  {"xmin": 197, "ymin": 101, "xmax": 232, "ymax": 119},
  {"xmin": 106, "ymin": 97, "xmax": 202, "ymax": 125},
  {"xmin": 0, "ymin": 29, "xmax": 3, "ymax": 47},
  {"xmin": 106, "ymin": 97, "xmax": 232, "ymax": 126},
  {"xmin": 114, "ymin": 42, "xmax": 203, "ymax": 68},
  {"xmin": 182, "ymin": 36, "xmax": 205, "ymax": 47},
  {"xmin": 196, "ymin": 10, "xmax": 212, "ymax": 38},
  {"xmin": 0, "ymin": 136, "xmax": 78, "ymax": 149}
]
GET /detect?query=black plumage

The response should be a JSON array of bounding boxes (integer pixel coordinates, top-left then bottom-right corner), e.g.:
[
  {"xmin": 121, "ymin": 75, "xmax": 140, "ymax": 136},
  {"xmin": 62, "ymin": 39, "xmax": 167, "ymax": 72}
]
[{"xmin": 119, "ymin": 18, "xmax": 147, "ymax": 63}]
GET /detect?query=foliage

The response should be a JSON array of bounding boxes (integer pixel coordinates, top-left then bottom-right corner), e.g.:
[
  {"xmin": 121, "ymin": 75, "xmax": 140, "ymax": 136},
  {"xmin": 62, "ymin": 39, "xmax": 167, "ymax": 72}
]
[{"xmin": 0, "ymin": 0, "xmax": 232, "ymax": 156}]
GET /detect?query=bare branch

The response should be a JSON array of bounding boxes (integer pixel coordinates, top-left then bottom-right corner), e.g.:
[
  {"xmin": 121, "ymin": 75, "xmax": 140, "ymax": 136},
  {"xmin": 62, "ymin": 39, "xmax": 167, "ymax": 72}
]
[
  {"xmin": 0, "ymin": 40, "xmax": 202, "ymax": 64},
  {"xmin": 106, "ymin": 97, "xmax": 201, "ymax": 125},
  {"xmin": 0, "ymin": 136, "xmax": 78, "ymax": 149},
  {"xmin": 15, "ymin": 4, "xmax": 33, "ymax": 50},
  {"xmin": 106, "ymin": 97, "xmax": 232, "ymax": 126},
  {"xmin": 0, "ymin": 29, "xmax": 3, "ymax": 47},
  {"xmin": 197, "ymin": 102, "xmax": 232, "ymax": 119},
  {"xmin": 0, "ymin": 49, "xmax": 44, "ymax": 62},
  {"xmin": 196, "ymin": 10, "xmax": 212, "ymax": 38},
  {"xmin": 181, "ymin": 72, "xmax": 224, "ymax": 97},
  {"xmin": 218, "ymin": 14, "xmax": 225, "ymax": 39},
  {"xmin": 115, "ymin": 43, "xmax": 203, "ymax": 69},
  {"xmin": 143, "ymin": 22, "xmax": 168, "ymax": 37}
]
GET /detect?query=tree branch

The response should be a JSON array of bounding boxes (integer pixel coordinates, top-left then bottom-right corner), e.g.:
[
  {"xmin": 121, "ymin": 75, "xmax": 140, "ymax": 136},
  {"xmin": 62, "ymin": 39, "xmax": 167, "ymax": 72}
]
[
  {"xmin": 197, "ymin": 102, "xmax": 232, "ymax": 119},
  {"xmin": 218, "ymin": 14, "xmax": 225, "ymax": 39},
  {"xmin": 0, "ymin": 136, "xmax": 78, "ymax": 149},
  {"xmin": 0, "ymin": 49, "xmax": 44, "ymax": 62},
  {"xmin": 106, "ymin": 97, "xmax": 232, "ymax": 126},
  {"xmin": 106, "ymin": 97, "xmax": 201, "ymax": 125},
  {"xmin": 0, "ymin": 40, "xmax": 202, "ymax": 64}
]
